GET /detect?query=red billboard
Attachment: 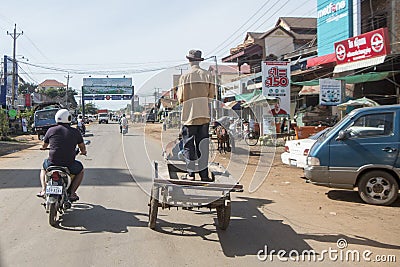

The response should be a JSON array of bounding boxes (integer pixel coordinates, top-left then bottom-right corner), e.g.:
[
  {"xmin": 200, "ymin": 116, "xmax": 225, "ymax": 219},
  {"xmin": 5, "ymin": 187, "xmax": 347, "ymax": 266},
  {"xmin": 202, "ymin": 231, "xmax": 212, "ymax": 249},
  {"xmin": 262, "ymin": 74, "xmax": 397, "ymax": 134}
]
[{"xmin": 334, "ymin": 28, "xmax": 390, "ymax": 64}]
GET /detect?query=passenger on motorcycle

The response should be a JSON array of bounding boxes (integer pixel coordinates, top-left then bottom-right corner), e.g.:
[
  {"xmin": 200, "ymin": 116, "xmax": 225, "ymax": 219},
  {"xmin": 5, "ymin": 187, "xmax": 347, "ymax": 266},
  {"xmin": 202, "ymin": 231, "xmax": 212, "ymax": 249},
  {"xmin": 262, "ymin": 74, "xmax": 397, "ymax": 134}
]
[{"xmin": 37, "ymin": 109, "xmax": 87, "ymax": 201}]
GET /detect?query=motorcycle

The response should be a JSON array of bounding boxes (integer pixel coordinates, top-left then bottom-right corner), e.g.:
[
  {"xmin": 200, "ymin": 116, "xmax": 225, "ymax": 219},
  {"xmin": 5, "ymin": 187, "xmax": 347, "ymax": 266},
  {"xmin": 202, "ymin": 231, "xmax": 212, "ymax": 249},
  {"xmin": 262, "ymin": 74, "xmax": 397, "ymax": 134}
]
[
  {"xmin": 121, "ymin": 124, "xmax": 128, "ymax": 135},
  {"xmin": 44, "ymin": 165, "xmax": 74, "ymax": 226},
  {"xmin": 77, "ymin": 124, "xmax": 86, "ymax": 136},
  {"xmin": 41, "ymin": 142, "xmax": 89, "ymax": 226}
]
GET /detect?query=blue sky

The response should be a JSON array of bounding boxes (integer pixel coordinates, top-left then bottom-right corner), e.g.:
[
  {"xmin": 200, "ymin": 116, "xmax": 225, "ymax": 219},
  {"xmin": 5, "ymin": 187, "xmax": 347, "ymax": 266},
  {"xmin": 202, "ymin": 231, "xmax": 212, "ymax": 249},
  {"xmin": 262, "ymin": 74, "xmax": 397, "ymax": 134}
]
[{"xmin": 0, "ymin": 0, "xmax": 316, "ymax": 109}]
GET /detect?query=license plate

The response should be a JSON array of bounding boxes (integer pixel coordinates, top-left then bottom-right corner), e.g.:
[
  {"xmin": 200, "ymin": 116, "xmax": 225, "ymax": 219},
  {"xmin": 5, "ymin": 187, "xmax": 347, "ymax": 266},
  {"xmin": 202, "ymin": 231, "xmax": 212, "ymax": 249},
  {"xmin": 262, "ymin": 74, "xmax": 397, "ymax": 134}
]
[
  {"xmin": 290, "ymin": 159, "xmax": 297, "ymax": 166},
  {"xmin": 46, "ymin": 186, "xmax": 63, "ymax": 195}
]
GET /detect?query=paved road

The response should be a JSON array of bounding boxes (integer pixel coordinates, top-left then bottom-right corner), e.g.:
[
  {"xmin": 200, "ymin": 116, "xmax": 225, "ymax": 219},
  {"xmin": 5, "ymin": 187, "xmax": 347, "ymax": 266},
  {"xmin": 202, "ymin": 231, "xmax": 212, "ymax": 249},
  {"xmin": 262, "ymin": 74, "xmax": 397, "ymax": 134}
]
[
  {"xmin": 1, "ymin": 123, "xmax": 398, "ymax": 267},
  {"xmin": 0, "ymin": 123, "xmax": 269, "ymax": 266}
]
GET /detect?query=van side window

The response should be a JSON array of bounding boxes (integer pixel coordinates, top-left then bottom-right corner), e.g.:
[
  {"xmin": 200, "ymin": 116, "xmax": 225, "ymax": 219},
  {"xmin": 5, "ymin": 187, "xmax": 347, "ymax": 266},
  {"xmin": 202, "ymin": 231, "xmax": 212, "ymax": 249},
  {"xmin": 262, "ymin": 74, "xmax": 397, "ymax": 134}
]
[{"xmin": 347, "ymin": 113, "xmax": 393, "ymax": 138}]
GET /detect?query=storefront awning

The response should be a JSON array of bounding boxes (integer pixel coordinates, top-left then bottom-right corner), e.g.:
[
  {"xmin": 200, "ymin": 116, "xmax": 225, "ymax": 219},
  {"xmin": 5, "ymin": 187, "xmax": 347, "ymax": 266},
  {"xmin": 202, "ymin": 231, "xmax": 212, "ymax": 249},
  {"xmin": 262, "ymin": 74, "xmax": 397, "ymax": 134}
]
[
  {"xmin": 235, "ymin": 89, "xmax": 261, "ymax": 102},
  {"xmin": 241, "ymin": 94, "xmax": 278, "ymax": 108},
  {"xmin": 306, "ymin": 53, "xmax": 336, "ymax": 68},
  {"xmin": 337, "ymin": 97, "xmax": 380, "ymax": 110},
  {"xmin": 222, "ymin": 44, "xmax": 263, "ymax": 63},
  {"xmin": 299, "ymin": 84, "xmax": 355, "ymax": 96},
  {"xmin": 335, "ymin": 71, "xmax": 396, "ymax": 83},
  {"xmin": 223, "ymin": 101, "xmax": 240, "ymax": 109},
  {"xmin": 333, "ymin": 56, "xmax": 386, "ymax": 73},
  {"xmin": 293, "ymin": 71, "xmax": 398, "ymax": 88},
  {"xmin": 222, "ymin": 87, "xmax": 240, "ymax": 99},
  {"xmin": 299, "ymin": 85, "xmax": 320, "ymax": 96},
  {"xmin": 292, "ymin": 80, "xmax": 319, "ymax": 86}
]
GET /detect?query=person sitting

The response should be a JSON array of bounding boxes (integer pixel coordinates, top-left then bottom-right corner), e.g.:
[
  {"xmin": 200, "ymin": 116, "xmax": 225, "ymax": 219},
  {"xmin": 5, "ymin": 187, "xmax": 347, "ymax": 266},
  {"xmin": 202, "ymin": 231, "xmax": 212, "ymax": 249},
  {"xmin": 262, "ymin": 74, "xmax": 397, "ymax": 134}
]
[{"xmin": 37, "ymin": 109, "xmax": 87, "ymax": 201}]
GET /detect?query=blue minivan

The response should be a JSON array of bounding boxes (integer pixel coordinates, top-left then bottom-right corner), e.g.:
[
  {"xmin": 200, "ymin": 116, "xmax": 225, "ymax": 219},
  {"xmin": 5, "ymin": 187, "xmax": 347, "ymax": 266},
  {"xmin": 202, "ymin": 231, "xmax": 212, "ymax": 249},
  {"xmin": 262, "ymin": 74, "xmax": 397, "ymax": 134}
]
[{"xmin": 305, "ymin": 105, "xmax": 400, "ymax": 205}]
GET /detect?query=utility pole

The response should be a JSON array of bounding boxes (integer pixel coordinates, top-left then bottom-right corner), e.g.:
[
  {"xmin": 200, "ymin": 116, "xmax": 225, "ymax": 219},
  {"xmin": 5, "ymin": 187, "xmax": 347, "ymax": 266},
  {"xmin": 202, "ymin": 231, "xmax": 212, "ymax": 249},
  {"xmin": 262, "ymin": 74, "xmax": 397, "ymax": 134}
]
[
  {"xmin": 64, "ymin": 73, "xmax": 72, "ymax": 108},
  {"xmin": 154, "ymin": 87, "xmax": 160, "ymax": 119},
  {"xmin": 7, "ymin": 24, "xmax": 23, "ymax": 108},
  {"xmin": 213, "ymin": 56, "xmax": 219, "ymax": 119}
]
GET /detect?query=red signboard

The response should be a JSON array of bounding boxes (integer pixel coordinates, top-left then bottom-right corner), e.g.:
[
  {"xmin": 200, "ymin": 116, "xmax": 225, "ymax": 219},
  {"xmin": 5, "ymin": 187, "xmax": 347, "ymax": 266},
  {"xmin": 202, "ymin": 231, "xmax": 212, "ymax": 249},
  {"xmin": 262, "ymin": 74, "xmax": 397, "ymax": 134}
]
[
  {"xmin": 24, "ymin": 94, "xmax": 31, "ymax": 107},
  {"xmin": 334, "ymin": 28, "xmax": 390, "ymax": 64}
]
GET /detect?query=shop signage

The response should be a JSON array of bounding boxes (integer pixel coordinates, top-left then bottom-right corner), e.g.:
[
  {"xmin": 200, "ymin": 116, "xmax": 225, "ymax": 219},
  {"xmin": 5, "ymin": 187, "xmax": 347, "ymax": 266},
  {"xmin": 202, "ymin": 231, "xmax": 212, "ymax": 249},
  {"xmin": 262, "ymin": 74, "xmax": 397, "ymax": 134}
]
[
  {"xmin": 82, "ymin": 77, "xmax": 133, "ymax": 95},
  {"xmin": 262, "ymin": 61, "xmax": 290, "ymax": 116},
  {"xmin": 83, "ymin": 94, "xmax": 131, "ymax": 101},
  {"xmin": 0, "ymin": 55, "xmax": 19, "ymax": 106},
  {"xmin": 334, "ymin": 28, "xmax": 390, "ymax": 64},
  {"xmin": 317, "ymin": 0, "xmax": 352, "ymax": 56},
  {"xmin": 319, "ymin": 78, "xmax": 344, "ymax": 106}
]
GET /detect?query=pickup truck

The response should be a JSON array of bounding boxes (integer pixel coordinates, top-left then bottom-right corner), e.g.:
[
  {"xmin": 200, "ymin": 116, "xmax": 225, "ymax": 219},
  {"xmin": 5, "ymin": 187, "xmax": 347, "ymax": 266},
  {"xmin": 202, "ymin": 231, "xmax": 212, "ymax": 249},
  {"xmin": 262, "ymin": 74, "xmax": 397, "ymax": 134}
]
[
  {"xmin": 33, "ymin": 108, "xmax": 60, "ymax": 139},
  {"xmin": 98, "ymin": 113, "xmax": 109, "ymax": 124}
]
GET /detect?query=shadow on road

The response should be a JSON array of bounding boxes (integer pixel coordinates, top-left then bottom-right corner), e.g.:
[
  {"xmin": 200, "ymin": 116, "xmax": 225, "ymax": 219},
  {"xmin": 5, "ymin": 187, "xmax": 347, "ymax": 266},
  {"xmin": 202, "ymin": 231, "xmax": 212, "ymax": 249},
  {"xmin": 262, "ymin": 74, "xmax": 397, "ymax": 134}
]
[
  {"xmin": 33, "ymin": 194, "xmax": 400, "ymax": 257},
  {"xmin": 216, "ymin": 196, "xmax": 400, "ymax": 257},
  {"xmin": 327, "ymin": 190, "xmax": 400, "ymax": 207},
  {"xmin": 0, "ymin": 168, "xmax": 151, "ymax": 189},
  {"xmin": 0, "ymin": 141, "xmax": 37, "ymax": 157},
  {"xmin": 215, "ymin": 196, "xmax": 314, "ymax": 257},
  {"xmin": 57, "ymin": 203, "xmax": 149, "ymax": 233},
  {"xmin": 299, "ymin": 233, "xmax": 400, "ymax": 250}
]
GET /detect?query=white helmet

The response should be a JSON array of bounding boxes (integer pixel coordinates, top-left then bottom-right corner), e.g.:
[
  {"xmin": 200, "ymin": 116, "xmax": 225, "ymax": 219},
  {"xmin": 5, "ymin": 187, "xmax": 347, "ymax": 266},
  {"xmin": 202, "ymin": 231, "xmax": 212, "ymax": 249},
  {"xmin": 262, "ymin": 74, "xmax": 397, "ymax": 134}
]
[{"xmin": 55, "ymin": 109, "xmax": 71, "ymax": 124}]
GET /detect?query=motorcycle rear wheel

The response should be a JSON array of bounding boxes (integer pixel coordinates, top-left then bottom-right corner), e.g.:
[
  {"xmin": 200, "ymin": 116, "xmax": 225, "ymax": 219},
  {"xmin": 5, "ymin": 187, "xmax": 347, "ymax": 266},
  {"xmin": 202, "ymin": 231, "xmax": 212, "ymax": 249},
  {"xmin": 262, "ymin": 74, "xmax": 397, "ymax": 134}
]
[{"xmin": 49, "ymin": 203, "xmax": 57, "ymax": 226}]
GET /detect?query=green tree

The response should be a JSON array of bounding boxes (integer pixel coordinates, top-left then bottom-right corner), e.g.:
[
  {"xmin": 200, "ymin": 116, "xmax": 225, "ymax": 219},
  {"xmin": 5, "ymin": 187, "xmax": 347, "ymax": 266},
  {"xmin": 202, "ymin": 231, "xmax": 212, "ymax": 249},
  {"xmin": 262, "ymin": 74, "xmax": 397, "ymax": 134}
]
[
  {"xmin": 78, "ymin": 103, "xmax": 98, "ymax": 114},
  {"xmin": 87, "ymin": 103, "xmax": 98, "ymax": 114},
  {"xmin": 0, "ymin": 108, "xmax": 9, "ymax": 138},
  {"xmin": 43, "ymin": 88, "xmax": 59, "ymax": 98},
  {"xmin": 18, "ymin": 82, "xmax": 38, "ymax": 95},
  {"xmin": 67, "ymin": 89, "xmax": 78, "ymax": 108}
]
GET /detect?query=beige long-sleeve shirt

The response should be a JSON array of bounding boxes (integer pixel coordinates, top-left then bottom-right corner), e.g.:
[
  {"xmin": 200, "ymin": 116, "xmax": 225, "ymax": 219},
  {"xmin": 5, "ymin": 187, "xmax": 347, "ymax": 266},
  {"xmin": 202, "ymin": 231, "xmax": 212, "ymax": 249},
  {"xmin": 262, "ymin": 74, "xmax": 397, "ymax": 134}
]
[{"xmin": 177, "ymin": 65, "xmax": 216, "ymax": 125}]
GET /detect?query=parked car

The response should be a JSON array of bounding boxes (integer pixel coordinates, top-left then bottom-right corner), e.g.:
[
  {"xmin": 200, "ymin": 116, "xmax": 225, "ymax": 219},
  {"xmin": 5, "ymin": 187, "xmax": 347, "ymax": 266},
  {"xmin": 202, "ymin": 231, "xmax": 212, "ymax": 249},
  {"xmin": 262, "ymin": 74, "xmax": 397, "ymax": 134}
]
[
  {"xmin": 305, "ymin": 105, "xmax": 400, "ymax": 206},
  {"xmin": 281, "ymin": 127, "xmax": 330, "ymax": 168}
]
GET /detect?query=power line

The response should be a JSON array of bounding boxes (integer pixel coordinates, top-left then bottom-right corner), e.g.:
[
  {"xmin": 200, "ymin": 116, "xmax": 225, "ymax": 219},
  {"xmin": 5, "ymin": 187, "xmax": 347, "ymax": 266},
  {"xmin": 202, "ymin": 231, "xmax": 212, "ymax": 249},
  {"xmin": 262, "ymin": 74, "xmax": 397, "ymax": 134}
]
[
  {"xmin": 212, "ymin": 0, "xmax": 288, "ymax": 58},
  {"xmin": 206, "ymin": 0, "xmax": 272, "ymax": 57}
]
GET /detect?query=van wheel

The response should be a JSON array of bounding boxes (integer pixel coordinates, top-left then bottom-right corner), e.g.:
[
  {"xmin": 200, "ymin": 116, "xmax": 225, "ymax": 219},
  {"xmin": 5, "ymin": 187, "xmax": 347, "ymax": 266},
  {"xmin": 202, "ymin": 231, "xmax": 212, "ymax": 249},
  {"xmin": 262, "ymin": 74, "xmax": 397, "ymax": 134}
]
[{"xmin": 358, "ymin": 171, "xmax": 399, "ymax": 206}]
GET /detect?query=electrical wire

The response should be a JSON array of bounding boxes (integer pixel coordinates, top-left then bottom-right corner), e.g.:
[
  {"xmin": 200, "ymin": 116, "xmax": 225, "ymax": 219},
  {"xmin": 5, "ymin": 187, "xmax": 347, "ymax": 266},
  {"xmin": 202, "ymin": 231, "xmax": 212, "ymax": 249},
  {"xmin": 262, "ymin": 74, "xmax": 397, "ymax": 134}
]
[
  {"xmin": 206, "ymin": 0, "xmax": 272, "ymax": 57},
  {"xmin": 212, "ymin": 0, "xmax": 288, "ymax": 58}
]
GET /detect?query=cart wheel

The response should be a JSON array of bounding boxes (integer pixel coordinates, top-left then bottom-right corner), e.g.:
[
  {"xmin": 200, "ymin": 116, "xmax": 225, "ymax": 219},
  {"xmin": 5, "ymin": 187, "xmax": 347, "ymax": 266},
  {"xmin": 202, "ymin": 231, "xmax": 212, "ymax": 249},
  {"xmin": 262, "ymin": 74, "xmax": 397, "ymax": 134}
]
[
  {"xmin": 216, "ymin": 201, "xmax": 231, "ymax": 230},
  {"xmin": 148, "ymin": 186, "xmax": 159, "ymax": 229}
]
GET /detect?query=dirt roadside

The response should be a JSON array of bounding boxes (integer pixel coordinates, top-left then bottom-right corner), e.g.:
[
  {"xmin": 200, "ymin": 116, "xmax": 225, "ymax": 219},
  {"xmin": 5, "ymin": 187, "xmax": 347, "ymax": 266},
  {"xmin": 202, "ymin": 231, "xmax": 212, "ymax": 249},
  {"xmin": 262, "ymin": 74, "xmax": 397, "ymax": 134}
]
[
  {"xmin": 0, "ymin": 134, "xmax": 41, "ymax": 157},
  {"xmin": 139, "ymin": 121, "xmax": 400, "ymax": 260}
]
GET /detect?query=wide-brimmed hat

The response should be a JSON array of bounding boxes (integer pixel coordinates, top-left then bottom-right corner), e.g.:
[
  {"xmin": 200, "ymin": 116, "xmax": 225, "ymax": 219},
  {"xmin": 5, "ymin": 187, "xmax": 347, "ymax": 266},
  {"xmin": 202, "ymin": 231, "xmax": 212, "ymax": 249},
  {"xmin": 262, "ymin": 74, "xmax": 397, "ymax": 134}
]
[{"xmin": 186, "ymin": 49, "xmax": 204, "ymax": 61}]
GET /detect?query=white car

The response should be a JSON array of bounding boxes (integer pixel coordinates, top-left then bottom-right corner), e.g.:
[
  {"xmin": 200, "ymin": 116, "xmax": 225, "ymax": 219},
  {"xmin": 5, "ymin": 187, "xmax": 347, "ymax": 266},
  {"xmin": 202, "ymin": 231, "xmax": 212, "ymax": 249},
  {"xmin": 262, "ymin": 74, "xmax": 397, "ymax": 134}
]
[{"xmin": 281, "ymin": 128, "xmax": 330, "ymax": 168}]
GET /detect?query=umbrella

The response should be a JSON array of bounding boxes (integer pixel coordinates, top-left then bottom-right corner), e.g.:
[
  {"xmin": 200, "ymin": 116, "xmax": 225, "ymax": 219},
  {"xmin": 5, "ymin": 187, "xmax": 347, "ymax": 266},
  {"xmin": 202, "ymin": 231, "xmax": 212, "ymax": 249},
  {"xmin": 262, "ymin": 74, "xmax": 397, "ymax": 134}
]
[
  {"xmin": 241, "ymin": 94, "xmax": 278, "ymax": 108},
  {"xmin": 337, "ymin": 97, "xmax": 380, "ymax": 110}
]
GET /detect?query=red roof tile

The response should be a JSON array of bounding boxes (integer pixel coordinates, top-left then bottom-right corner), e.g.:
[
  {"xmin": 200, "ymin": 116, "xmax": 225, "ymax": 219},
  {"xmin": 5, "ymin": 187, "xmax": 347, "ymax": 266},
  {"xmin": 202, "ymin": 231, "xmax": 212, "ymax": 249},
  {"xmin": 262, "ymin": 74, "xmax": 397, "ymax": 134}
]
[{"xmin": 39, "ymin": 79, "xmax": 66, "ymax": 87}]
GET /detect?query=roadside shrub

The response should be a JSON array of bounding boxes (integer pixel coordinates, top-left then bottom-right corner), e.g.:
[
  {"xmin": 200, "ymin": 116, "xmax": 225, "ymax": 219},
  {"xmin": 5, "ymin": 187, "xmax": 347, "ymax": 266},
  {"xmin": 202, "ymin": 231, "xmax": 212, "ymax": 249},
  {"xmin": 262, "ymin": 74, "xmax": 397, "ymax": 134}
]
[{"xmin": 0, "ymin": 108, "xmax": 10, "ymax": 138}]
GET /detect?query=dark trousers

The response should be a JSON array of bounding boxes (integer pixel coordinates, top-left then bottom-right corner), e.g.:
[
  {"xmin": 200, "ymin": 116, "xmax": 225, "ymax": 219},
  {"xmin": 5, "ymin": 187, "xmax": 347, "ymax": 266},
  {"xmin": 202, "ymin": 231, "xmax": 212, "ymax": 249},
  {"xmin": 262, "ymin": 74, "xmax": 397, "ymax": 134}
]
[{"xmin": 181, "ymin": 124, "xmax": 209, "ymax": 179}]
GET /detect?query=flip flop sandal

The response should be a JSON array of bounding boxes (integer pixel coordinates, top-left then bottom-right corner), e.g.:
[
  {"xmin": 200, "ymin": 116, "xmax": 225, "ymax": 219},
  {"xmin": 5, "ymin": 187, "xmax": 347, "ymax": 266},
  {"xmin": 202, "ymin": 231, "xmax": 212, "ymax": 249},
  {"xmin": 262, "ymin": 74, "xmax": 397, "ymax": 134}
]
[
  {"xmin": 69, "ymin": 194, "xmax": 80, "ymax": 202},
  {"xmin": 36, "ymin": 191, "xmax": 45, "ymax": 198}
]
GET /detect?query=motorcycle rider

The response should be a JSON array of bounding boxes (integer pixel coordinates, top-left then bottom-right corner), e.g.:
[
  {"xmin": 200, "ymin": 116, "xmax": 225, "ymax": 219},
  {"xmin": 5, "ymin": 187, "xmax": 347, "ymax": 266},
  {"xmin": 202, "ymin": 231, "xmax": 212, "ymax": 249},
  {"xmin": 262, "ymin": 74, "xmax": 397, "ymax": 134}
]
[
  {"xmin": 77, "ymin": 114, "xmax": 86, "ymax": 135},
  {"xmin": 37, "ymin": 109, "xmax": 87, "ymax": 201},
  {"xmin": 119, "ymin": 114, "xmax": 128, "ymax": 133}
]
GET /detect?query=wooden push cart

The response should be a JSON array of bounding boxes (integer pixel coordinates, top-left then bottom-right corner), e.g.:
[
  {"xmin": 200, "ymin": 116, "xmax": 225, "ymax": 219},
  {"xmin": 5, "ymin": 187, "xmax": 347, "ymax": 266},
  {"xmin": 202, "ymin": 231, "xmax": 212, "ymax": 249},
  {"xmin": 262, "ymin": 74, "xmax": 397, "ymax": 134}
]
[{"xmin": 148, "ymin": 160, "xmax": 243, "ymax": 230}]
